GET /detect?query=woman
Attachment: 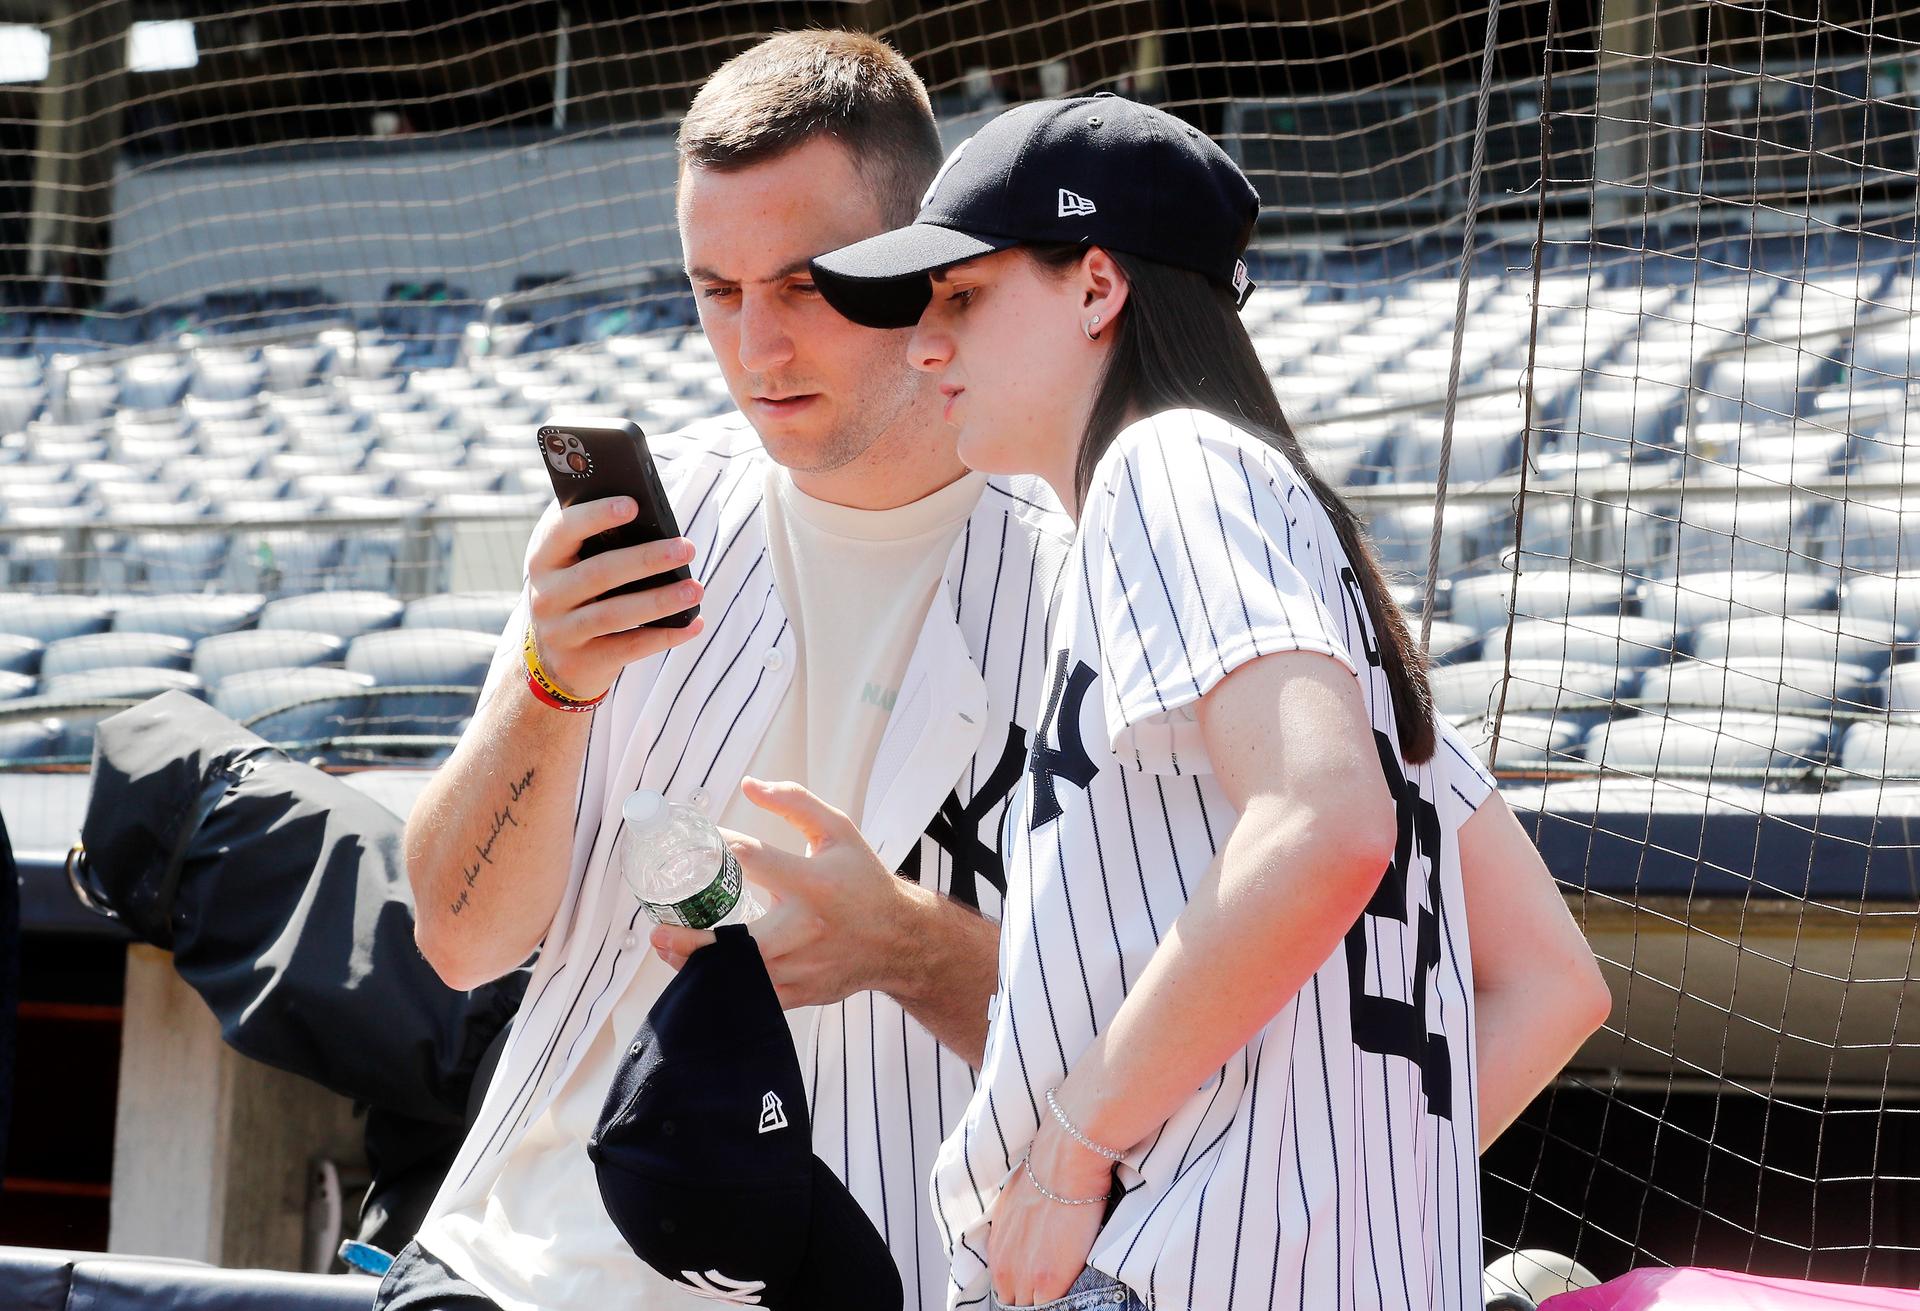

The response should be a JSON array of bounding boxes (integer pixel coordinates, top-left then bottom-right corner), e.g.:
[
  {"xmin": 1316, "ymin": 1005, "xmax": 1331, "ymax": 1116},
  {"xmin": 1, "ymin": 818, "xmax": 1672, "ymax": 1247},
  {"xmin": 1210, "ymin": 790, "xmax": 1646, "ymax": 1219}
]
[{"xmin": 812, "ymin": 97, "xmax": 1610, "ymax": 1310}]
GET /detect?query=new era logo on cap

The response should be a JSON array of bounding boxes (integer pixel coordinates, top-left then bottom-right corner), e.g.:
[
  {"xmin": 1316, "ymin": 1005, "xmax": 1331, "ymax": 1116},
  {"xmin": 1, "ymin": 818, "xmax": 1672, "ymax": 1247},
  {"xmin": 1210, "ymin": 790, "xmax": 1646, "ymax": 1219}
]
[
  {"xmin": 1057, "ymin": 188, "xmax": 1097, "ymax": 218},
  {"xmin": 758, "ymin": 1091, "xmax": 788, "ymax": 1134}
]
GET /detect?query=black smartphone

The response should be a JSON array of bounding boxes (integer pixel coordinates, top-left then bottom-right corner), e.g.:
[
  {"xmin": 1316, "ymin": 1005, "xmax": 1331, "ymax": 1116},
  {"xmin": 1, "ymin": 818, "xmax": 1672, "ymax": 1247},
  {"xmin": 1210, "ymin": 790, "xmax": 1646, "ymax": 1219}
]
[{"xmin": 536, "ymin": 418, "xmax": 699, "ymax": 628}]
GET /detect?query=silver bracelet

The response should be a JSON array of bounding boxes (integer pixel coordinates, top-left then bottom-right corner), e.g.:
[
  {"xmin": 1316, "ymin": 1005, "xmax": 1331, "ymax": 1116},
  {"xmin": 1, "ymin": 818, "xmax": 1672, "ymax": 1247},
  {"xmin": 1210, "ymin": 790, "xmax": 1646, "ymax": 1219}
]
[
  {"xmin": 1021, "ymin": 1151, "xmax": 1111, "ymax": 1207},
  {"xmin": 1047, "ymin": 1087, "xmax": 1126, "ymax": 1163}
]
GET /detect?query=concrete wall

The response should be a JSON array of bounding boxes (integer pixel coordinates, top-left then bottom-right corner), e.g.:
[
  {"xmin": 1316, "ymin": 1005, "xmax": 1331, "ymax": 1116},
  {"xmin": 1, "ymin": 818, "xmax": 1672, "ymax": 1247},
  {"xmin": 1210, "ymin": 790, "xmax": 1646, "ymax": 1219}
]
[{"xmin": 106, "ymin": 130, "xmax": 686, "ymax": 311}]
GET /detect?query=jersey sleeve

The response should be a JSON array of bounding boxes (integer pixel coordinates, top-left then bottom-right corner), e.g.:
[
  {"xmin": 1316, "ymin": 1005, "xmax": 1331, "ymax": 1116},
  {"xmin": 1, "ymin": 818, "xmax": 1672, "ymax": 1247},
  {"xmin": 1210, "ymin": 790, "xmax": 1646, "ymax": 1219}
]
[
  {"xmin": 1089, "ymin": 412, "xmax": 1360, "ymax": 769},
  {"xmin": 1433, "ymin": 716, "xmax": 1499, "ymax": 815}
]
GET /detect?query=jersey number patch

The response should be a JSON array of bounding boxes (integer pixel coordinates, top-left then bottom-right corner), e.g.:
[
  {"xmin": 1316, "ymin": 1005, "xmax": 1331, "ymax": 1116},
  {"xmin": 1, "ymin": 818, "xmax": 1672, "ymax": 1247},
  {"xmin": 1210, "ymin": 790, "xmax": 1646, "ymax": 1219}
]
[
  {"xmin": 1335, "ymin": 571, "xmax": 1452, "ymax": 1120},
  {"xmin": 1345, "ymin": 730, "xmax": 1452, "ymax": 1119}
]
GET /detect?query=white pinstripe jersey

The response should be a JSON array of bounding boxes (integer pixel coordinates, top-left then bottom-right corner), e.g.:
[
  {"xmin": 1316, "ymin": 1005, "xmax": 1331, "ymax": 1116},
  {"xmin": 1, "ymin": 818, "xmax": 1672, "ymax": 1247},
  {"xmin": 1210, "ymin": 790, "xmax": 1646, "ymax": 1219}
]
[
  {"xmin": 420, "ymin": 414, "xmax": 1074, "ymax": 1310},
  {"xmin": 932, "ymin": 409, "xmax": 1499, "ymax": 1311}
]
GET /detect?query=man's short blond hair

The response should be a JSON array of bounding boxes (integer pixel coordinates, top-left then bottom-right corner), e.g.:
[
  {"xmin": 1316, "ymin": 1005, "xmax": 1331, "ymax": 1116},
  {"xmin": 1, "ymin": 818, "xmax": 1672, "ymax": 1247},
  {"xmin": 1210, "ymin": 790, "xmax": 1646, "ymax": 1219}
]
[{"xmin": 678, "ymin": 30, "xmax": 942, "ymax": 227}]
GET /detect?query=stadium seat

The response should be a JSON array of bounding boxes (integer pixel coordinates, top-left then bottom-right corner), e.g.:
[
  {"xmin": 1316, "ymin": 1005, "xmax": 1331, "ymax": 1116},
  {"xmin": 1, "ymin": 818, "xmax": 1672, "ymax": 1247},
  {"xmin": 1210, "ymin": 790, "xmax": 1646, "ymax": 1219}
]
[
  {"xmin": 1367, "ymin": 501, "xmax": 1505, "ymax": 577},
  {"xmin": 110, "ymin": 593, "xmax": 263, "ymax": 642},
  {"xmin": 0, "ymin": 717, "xmax": 60, "ymax": 762},
  {"xmin": 1837, "ymin": 720, "xmax": 1920, "ymax": 783},
  {"xmin": 1690, "ymin": 613, "xmax": 1915, "ymax": 671},
  {"xmin": 1417, "ymin": 618, "xmax": 1479, "ymax": 663},
  {"xmin": 40, "ymin": 667, "xmax": 205, "ymax": 701},
  {"xmin": 1640, "ymin": 655, "xmax": 1876, "ymax": 714},
  {"xmin": 1665, "ymin": 495, "xmax": 1825, "ymax": 575},
  {"xmin": 1428, "ymin": 658, "xmax": 1630, "ymax": 722},
  {"xmin": 1840, "ymin": 574, "xmax": 1920, "ymax": 630},
  {"xmin": 1823, "ymin": 497, "xmax": 1920, "ymax": 574},
  {"xmin": 0, "ymin": 636, "xmax": 40, "ymax": 675},
  {"xmin": 1461, "ymin": 711, "xmax": 1592, "ymax": 768},
  {"xmin": 0, "ymin": 596, "xmax": 113, "ymax": 643},
  {"xmin": 1447, "ymin": 568, "xmax": 1629, "ymax": 633},
  {"xmin": 344, "ymin": 628, "xmax": 497, "ymax": 686},
  {"xmin": 211, "ymin": 666, "xmax": 376, "ymax": 723},
  {"xmin": 1639, "ymin": 570, "xmax": 1838, "ymax": 629},
  {"xmin": 220, "ymin": 497, "xmax": 341, "ymax": 594},
  {"xmin": 191, "ymin": 629, "xmax": 345, "ymax": 684},
  {"xmin": 39, "ymin": 632, "xmax": 192, "ymax": 679},
  {"xmin": 257, "ymin": 590, "xmax": 404, "ymax": 640},
  {"xmin": 403, "ymin": 590, "xmax": 518, "ymax": 635},
  {"xmin": 243, "ymin": 686, "xmax": 478, "ymax": 757},
  {"xmin": 1584, "ymin": 710, "xmax": 1831, "ymax": 780},
  {"xmin": 330, "ymin": 494, "xmax": 432, "ymax": 590},
  {"xmin": 394, "ymin": 468, "xmax": 500, "ymax": 498},
  {"xmin": 1886, "ymin": 665, "xmax": 1920, "ymax": 714},
  {"xmin": 0, "ymin": 670, "xmax": 30, "ymax": 701},
  {"xmin": 1499, "ymin": 614, "xmax": 1679, "ymax": 668}
]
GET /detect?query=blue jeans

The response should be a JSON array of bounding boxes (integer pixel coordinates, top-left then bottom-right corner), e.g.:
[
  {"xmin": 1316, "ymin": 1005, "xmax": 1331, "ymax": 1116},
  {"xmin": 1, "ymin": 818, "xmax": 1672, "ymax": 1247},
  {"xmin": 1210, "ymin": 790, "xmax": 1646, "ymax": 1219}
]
[{"xmin": 989, "ymin": 1266, "xmax": 1146, "ymax": 1311}]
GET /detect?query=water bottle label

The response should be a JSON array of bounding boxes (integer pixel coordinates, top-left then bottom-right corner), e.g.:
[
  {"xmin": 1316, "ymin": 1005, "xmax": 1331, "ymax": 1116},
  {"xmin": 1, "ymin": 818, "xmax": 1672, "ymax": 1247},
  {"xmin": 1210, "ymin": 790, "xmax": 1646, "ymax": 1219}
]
[{"xmin": 643, "ymin": 849, "xmax": 744, "ymax": 930}]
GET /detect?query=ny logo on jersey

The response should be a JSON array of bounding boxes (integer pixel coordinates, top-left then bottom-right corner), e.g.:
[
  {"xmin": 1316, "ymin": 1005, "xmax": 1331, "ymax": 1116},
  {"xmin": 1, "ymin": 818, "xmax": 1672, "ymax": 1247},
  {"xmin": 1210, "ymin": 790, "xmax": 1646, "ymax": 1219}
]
[
  {"xmin": 896, "ymin": 724, "xmax": 1027, "ymax": 910},
  {"xmin": 1029, "ymin": 649, "xmax": 1099, "ymax": 831},
  {"xmin": 676, "ymin": 1269, "xmax": 767, "ymax": 1304},
  {"xmin": 757, "ymin": 1091, "xmax": 788, "ymax": 1134}
]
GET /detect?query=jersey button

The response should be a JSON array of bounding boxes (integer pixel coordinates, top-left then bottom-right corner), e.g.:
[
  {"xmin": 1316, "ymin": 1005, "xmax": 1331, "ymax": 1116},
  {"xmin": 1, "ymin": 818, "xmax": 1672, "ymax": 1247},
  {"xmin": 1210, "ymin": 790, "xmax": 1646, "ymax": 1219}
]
[
  {"xmin": 623, "ymin": 933, "xmax": 638, "ymax": 951},
  {"xmin": 763, "ymin": 648, "xmax": 784, "ymax": 671},
  {"xmin": 688, "ymin": 787, "xmax": 710, "ymax": 811}
]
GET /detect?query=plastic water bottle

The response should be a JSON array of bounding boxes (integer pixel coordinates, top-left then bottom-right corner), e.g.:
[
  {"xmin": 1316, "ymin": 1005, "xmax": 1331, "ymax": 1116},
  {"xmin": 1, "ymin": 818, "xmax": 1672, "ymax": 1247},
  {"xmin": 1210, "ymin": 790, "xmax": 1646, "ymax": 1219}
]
[{"xmin": 615, "ymin": 789, "xmax": 764, "ymax": 929}]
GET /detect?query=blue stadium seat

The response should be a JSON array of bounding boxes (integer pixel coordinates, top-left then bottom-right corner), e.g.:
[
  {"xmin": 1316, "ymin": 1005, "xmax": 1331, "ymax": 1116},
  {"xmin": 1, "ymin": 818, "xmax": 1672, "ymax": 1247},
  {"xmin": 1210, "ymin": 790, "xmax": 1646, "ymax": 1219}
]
[
  {"xmin": 0, "ymin": 670, "xmax": 31, "ymax": 701},
  {"xmin": 1429, "ymin": 657, "xmax": 1631, "ymax": 722},
  {"xmin": 1840, "ymin": 574, "xmax": 1920, "ymax": 631},
  {"xmin": 0, "ymin": 635, "xmax": 41, "ymax": 675},
  {"xmin": 1446, "ymin": 568, "xmax": 1628, "ymax": 633},
  {"xmin": 211, "ymin": 666, "xmax": 376, "ymax": 723},
  {"xmin": 191, "ymin": 629, "xmax": 345, "ymax": 684},
  {"xmin": 1583, "ymin": 709, "xmax": 1831, "ymax": 781},
  {"xmin": 1640, "ymin": 655, "xmax": 1876, "ymax": 715},
  {"xmin": 40, "ymin": 632, "xmax": 192, "ymax": 679},
  {"xmin": 110, "ymin": 593, "xmax": 263, "ymax": 642},
  {"xmin": 1463, "ymin": 712, "xmax": 1592, "ymax": 768},
  {"xmin": 1639, "ymin": 570, "xmax": 1837, "ymax": 629},
  {"xmin": 257, "ymin": 590, "xmax": 404, "ymax": 640},
  {"xmin": 0, "ymin": 717, "xmax": 60, "ymax": 762},
  {"xmin": 403, "ymin": 590, "xmax": 517, "ymax": 635},
  {"xmin": 0, "ymin": 595, "xmax": 113, "ymax": 643},
  {"xmin": 344, "ymin": 628, "xmax": 497, "ymax": 687},
  {"xmin": 1690, "ymin": 614, "xmax": 1915, "ymax": 672},
  {"xmin": 1837, "ymin": 720, "xmax": 1920, "ymax": 783},
  {"xmin": 1500, "ymin": 614, "xmax": 1680, "ymax": 668},
  {"xmin": 41, "ymin": 667, "xmax": 204, "ymax": 700}
]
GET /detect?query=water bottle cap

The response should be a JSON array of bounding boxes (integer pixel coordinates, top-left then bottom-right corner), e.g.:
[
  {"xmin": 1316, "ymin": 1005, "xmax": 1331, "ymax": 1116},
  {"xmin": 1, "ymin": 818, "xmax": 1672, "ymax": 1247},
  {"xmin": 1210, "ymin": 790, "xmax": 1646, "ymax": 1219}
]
[{"xmin": 621, "ymin": 789, "xmax": 667, "ymax": 829}]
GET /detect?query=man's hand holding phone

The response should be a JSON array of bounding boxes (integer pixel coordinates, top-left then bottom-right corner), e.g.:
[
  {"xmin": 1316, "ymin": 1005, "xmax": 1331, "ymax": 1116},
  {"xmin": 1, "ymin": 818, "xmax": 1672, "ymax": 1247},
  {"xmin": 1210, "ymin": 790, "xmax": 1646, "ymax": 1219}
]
[{"xmin": 525, "ymin": 498, "xmax": 706, "ymax": 703}]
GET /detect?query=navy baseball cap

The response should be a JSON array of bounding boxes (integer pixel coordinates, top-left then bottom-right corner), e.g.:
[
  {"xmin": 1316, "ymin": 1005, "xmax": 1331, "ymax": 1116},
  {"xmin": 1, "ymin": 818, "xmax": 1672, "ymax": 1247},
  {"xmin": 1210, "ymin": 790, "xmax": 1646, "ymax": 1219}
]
[
  {"xmin": 812, "ymin": 93, "xmax": 1260, "ymax": 330},
  {"xmin": 588, "ymin": 925, "xmax": 903, "ymax": 1310}
]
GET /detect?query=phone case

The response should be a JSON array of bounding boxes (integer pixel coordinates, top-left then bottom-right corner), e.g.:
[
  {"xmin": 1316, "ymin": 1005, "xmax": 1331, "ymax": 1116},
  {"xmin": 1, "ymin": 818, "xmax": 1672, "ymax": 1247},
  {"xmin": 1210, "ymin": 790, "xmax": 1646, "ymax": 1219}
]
[{"xmin": 537, "ymin": 420, "xmax": 699, "ymax": 628}]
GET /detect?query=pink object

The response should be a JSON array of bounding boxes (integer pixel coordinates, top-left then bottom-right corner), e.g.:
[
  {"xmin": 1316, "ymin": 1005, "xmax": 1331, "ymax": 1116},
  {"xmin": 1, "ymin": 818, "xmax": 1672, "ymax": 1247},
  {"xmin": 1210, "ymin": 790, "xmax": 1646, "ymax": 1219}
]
[{"xmin": 1540, "ymin": 1267, "xmax": 1920, "ymax": 1311}]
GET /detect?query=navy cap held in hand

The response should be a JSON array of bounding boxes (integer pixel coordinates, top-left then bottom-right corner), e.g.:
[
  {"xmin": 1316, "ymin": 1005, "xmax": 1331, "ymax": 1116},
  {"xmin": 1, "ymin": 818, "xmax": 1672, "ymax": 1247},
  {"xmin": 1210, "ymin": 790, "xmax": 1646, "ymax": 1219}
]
[{"xmin": 588, "ymin": 924, "xmax": 903, "ymax": 1310}]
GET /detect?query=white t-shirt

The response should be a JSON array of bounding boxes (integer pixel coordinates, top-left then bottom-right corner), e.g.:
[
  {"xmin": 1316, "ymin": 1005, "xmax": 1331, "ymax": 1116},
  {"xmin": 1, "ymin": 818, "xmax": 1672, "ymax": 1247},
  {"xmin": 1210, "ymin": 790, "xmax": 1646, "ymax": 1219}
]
[
  {"xmin": 417, "ymin": 465, "xmax": 987, "ymax": 1311},
  {"xmin": 932, "ymin": 409, "xmax": 1498, "ymax": 1311}
]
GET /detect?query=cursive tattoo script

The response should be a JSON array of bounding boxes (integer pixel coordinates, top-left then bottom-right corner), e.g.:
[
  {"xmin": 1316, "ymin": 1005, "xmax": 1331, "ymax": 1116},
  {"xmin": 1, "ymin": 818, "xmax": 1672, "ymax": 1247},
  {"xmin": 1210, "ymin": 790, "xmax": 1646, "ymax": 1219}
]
[{"xmin": 450, "ymin": 766, "xmax": 537, "ymax": 915}]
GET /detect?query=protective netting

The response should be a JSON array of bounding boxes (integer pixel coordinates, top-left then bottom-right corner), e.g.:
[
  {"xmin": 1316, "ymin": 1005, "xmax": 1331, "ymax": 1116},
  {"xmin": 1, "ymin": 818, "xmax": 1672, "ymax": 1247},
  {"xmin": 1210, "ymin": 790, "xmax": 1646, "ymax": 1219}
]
[{"xmin": 0, "ymin": 0, "xmax": 1916, "ymax": 1288}]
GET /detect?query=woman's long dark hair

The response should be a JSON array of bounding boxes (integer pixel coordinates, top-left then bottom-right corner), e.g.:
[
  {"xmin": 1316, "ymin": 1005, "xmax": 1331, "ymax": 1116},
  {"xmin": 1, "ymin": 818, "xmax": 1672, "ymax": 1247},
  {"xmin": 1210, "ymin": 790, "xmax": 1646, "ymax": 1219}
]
[{"xmin": 1031, "ymin": 245, "xmax": 1436, "ymax": 763}]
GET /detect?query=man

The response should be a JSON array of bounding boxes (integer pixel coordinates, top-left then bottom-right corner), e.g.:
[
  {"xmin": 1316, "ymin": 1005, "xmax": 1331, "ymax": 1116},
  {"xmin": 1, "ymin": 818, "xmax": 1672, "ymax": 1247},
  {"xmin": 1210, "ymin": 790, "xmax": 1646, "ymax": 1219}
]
[{"xmin": 384, "ymin": 30, "xmax": 1071, "ymax": 1311}]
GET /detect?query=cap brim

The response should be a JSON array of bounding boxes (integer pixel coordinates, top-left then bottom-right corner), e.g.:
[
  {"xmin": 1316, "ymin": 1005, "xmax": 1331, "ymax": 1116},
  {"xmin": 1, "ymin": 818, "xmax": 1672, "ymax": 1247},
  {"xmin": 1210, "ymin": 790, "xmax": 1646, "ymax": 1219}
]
[
  {"xmin": 811, "ymin": 224, "xmax": 1014, "ymax": 330},
  {"xmin": 790, "ymin": 1156, "xmax": 904, "ymax": 1310}
]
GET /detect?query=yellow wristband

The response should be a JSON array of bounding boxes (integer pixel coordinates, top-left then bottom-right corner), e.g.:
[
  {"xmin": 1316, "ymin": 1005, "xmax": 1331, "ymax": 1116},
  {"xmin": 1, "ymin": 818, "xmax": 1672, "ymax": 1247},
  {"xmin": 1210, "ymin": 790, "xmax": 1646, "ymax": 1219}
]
[{"xmin": 523, "ymin": 624, "xmax": 604, "ymax": 708}]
